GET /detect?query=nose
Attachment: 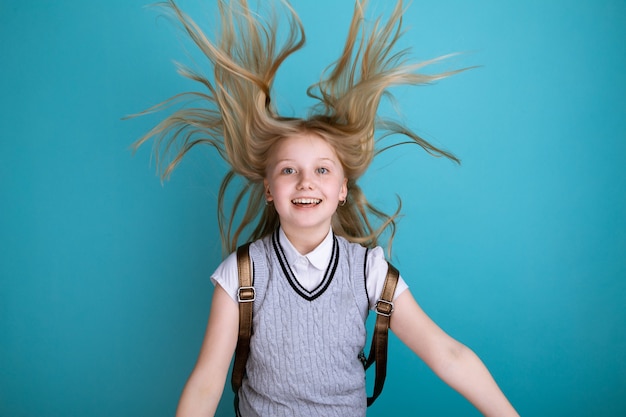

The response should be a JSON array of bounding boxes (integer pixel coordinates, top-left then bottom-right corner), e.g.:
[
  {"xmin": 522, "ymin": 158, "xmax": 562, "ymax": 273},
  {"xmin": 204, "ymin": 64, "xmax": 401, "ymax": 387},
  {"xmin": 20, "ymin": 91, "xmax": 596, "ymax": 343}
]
[{"xmin": 297, "ymin": 171, "xmax": 314, "ymax": 190}]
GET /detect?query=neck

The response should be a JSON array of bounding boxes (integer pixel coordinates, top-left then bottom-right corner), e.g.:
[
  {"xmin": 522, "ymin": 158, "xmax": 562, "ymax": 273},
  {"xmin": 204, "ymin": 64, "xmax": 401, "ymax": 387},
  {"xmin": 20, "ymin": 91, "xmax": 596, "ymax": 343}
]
[{"xmin": 281, "ymin": 225, "xmax": 330, "ymax": 255}]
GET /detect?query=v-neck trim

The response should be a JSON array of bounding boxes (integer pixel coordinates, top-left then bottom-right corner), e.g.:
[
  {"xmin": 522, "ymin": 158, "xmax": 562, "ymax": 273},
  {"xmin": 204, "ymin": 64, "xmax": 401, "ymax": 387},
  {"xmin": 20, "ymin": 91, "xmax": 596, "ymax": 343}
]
[{"xmin": 272, "ymin": 229, "xmax": 339, "ymax": 301}]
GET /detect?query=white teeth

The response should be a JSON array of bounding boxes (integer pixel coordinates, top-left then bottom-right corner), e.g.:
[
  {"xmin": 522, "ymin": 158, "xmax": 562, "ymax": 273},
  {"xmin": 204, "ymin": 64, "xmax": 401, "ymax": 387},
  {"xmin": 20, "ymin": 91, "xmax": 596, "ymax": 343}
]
[{"xmin": 292, "ymin": 198, "xmax": 321, "ymax": 205}]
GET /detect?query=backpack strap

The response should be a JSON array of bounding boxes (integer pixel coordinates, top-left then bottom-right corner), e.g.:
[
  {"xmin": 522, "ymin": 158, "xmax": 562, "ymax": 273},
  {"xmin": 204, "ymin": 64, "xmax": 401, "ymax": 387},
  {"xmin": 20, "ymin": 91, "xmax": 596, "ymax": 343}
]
[
  {"xmin": 231, "ymin": 243, "xmax": 254, "ymax": 398},
  {"xmin": 366, "ymin": 262, "xmax": 400, "ymax": 406}
]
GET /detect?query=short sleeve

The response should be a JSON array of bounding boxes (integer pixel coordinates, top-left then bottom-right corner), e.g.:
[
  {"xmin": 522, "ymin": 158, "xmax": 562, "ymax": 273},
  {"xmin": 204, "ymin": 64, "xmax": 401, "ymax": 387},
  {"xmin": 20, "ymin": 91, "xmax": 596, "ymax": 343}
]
[
  {"xmin": 210, "ymin": 251, "xmax": 240, "ymax": 302},
  {"xmin": 365, "ymin": 246, "xmax": 408, "ymax": 310}
]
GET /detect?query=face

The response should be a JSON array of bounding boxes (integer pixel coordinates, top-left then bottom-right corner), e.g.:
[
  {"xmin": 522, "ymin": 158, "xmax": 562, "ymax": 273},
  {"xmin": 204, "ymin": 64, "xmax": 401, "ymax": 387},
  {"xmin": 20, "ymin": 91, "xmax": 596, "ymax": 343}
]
[{"xmin": 264, "ymin": 132, "xmax": 348, "ymax": 238}]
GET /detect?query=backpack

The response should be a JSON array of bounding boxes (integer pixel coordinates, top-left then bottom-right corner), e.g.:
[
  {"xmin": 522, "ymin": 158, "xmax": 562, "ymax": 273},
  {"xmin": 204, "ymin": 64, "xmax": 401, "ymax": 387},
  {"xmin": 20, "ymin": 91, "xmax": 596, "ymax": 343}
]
[{"xmin": 231, "ymin": 242, "xmax": 399, "ymax": 409}]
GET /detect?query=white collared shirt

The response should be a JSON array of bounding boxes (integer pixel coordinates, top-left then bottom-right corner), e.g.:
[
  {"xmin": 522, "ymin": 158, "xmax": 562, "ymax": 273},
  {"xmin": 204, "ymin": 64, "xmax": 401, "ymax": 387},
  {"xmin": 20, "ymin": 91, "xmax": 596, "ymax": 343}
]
[{"xmin": 211, "ymin": 227, "xmax": 408, "ymax": 310}]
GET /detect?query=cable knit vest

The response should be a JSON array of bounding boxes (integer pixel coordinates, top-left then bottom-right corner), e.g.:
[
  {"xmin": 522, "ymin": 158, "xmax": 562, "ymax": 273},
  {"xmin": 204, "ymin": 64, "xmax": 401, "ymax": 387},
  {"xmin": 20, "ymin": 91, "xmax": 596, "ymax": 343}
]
[{"xmin": 238, "ymin": 230, "xmax": 370, "ymax": 417}]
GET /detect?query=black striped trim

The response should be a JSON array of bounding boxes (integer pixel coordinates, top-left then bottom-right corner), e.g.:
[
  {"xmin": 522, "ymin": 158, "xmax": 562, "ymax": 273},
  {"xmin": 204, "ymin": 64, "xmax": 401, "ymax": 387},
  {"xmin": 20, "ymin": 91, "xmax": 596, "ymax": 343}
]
[
  {"xmin": 363, "ymin": 247, "xmax": 370, "ymax": 302},
  {"xmin": 272, "ymin": 229, "xmax": 339, "ymax": 301}
]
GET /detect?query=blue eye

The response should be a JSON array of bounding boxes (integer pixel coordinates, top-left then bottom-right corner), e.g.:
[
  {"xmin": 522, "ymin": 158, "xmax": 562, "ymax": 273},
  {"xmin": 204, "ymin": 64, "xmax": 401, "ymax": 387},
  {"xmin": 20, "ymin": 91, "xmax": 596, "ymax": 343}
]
[
  {"xmin": 281, "ymin": 167, "xmax": 295, "ymax": 174},
  {"xmin": 317, "ymin": 167, "xmax": 329, "ymax": 174}
]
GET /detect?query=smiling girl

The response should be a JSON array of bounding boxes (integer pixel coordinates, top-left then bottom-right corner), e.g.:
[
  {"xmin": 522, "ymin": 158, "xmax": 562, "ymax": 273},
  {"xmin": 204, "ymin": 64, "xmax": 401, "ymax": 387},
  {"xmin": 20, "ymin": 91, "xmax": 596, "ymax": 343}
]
[
  {"xmin": 264, "ymin": 133, "xmax": 347, "ymax": 253},
  {"xmin": 135, "ymin": 1, "xmax": 519, "ymax": 416}
]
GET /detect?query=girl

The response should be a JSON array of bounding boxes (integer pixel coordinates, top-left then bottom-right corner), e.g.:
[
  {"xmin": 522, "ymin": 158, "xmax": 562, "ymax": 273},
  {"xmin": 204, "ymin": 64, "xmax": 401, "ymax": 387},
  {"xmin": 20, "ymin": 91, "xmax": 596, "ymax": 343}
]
[{"xmin": 135, "ymin": 0, "xmax": 519, "ymax": 415}]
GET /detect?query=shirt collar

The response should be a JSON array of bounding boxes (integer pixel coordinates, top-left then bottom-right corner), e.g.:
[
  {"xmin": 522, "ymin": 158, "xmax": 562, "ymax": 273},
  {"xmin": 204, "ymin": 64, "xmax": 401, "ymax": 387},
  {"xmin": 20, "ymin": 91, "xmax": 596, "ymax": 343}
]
[{"xmin": 278, "ymin": 227, "xmax": 333, "ymax": 271}]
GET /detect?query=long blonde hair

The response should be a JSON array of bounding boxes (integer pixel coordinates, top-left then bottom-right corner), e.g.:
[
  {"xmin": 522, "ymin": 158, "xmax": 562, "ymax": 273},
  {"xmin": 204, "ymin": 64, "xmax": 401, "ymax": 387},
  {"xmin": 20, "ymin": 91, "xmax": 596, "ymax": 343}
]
[{"xmin": 133, "ymin": 0, "xmax": 465, "ymax": 255}]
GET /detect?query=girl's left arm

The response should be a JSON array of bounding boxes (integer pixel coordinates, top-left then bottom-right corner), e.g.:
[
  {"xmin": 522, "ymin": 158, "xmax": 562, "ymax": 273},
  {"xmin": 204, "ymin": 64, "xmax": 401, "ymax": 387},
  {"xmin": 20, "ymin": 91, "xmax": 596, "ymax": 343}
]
[{"xmin": 390, "ymin": 290, "xmax": 519, "ymax": 417}]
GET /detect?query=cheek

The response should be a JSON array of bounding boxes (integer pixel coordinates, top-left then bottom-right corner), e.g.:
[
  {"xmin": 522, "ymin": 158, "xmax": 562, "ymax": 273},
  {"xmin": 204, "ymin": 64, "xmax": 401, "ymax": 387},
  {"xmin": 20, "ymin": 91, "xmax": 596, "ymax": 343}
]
[{"xmin": 267, "ymin": 176, "xmax": 288, "ymax": 196}]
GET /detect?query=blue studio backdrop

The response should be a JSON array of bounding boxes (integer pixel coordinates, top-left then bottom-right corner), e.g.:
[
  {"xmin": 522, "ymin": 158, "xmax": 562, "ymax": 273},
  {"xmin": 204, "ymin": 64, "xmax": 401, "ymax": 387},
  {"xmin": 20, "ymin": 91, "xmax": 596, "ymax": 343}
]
[{"xmin": 1, "ymin": 1, "xmax": 625, "ymax": 416}]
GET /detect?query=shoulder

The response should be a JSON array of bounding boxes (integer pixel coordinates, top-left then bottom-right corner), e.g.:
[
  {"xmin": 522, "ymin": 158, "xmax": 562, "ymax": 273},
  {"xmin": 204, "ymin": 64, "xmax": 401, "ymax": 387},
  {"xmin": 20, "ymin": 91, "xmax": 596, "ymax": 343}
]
[
  {"xmin": 334, "ymin": 235, "xmax": 391, "ymax": 273},
  {"xmin": 365, "ymin": 246, "xmax": 409, "ymax": 308},
  {"xmin": 211, "ymin": 236, "xmax": 270, "ymax": 301},
  {"xmin": 331, "ymin": 237, "xmax": 388, "ymax": 271},
  {"xmin": 364, "ymin": 246, "xmax": 390, "ymax": 290},
  {"xmin": 210, "ymin": 251, "xmax": 239, "ymax": 301},
  {"xmin": 249, "ymin": 234, "xmax": 272, "ymax": 260},
  {"xmin": 334, "ymin": 234, "xmax": 368, "ymax": 257},
  {"xmin": 366, "ymin": 245, "xmax": 387, "ymax": 269}
]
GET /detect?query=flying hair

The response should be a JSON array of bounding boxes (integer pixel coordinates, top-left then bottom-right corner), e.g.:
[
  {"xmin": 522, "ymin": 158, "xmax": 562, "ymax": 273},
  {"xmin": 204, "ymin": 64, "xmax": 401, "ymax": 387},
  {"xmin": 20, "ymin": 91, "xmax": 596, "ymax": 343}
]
[{"xmin": 132, "ymin": 0, "xmax": 467, "ymax": 256}]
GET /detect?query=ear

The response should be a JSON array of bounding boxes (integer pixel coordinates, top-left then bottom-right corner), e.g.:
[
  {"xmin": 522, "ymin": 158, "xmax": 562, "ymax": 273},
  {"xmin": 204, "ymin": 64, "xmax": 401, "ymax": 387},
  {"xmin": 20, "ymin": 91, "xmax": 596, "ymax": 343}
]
[
  {"xmin": 339, "ymin": 177, "xmax": 348, "ymax": 201},
  {"xmin": 263, "ymin": 178, "xmax": 273, "ymax": 202}
]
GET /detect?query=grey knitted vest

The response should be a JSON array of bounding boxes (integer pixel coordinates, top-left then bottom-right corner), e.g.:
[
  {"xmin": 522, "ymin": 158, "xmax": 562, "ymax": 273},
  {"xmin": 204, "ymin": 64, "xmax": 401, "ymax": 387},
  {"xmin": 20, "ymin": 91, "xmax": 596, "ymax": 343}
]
[{"xmin": 238, "ymin": 229, "xmax": 370, "ymax": 417}]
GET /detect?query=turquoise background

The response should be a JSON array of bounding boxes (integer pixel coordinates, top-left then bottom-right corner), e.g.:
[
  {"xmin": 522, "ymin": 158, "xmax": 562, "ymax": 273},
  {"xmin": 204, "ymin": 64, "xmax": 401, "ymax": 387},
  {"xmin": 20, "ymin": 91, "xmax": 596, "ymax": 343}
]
[{"xmin": 1, "ymin": 0, "xmax": 625, "ymax": 416}]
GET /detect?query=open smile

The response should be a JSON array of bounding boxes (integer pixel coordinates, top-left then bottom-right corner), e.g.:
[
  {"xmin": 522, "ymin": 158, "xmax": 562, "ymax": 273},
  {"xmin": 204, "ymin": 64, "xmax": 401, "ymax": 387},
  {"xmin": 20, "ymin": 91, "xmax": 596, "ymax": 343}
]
[{"xmin": 291, "ymin": 198, "xmax": 322, "ymax": 206}]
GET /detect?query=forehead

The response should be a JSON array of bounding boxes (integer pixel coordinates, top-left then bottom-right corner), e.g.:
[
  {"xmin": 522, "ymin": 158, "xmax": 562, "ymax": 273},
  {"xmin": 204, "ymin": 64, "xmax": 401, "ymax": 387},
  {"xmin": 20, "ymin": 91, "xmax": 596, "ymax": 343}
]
[{"xmin": 271, "ymin": 133, "xmax": 339, "ymax": 161}]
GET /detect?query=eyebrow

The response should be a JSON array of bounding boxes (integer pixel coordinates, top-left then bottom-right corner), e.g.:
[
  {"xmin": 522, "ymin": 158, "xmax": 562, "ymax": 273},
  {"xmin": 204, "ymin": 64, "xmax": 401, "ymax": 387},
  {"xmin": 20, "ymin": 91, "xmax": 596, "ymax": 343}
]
[{"xmin": 274, "ymin": 157, "xmax": 337, "ymax": 164}]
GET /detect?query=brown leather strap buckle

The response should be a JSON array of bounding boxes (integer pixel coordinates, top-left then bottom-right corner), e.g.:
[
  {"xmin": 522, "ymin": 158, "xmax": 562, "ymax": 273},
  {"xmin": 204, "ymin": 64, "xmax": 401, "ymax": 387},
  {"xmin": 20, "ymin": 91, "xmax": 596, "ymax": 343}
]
[
  {"xmin": 375, "ymin": 299, "xmax": 394, "ymax": 317},
  {"xmin": 237, "ymin": 286, "xmax": 256, "ymax": 303}
]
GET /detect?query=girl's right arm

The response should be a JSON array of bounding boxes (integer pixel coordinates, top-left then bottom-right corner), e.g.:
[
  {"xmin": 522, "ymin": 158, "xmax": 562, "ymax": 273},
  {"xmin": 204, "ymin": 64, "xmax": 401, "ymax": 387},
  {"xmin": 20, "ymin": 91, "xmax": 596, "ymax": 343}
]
[{"xmin": 176, "ymin": 285, "xmax": 239, "ymax": 417}]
